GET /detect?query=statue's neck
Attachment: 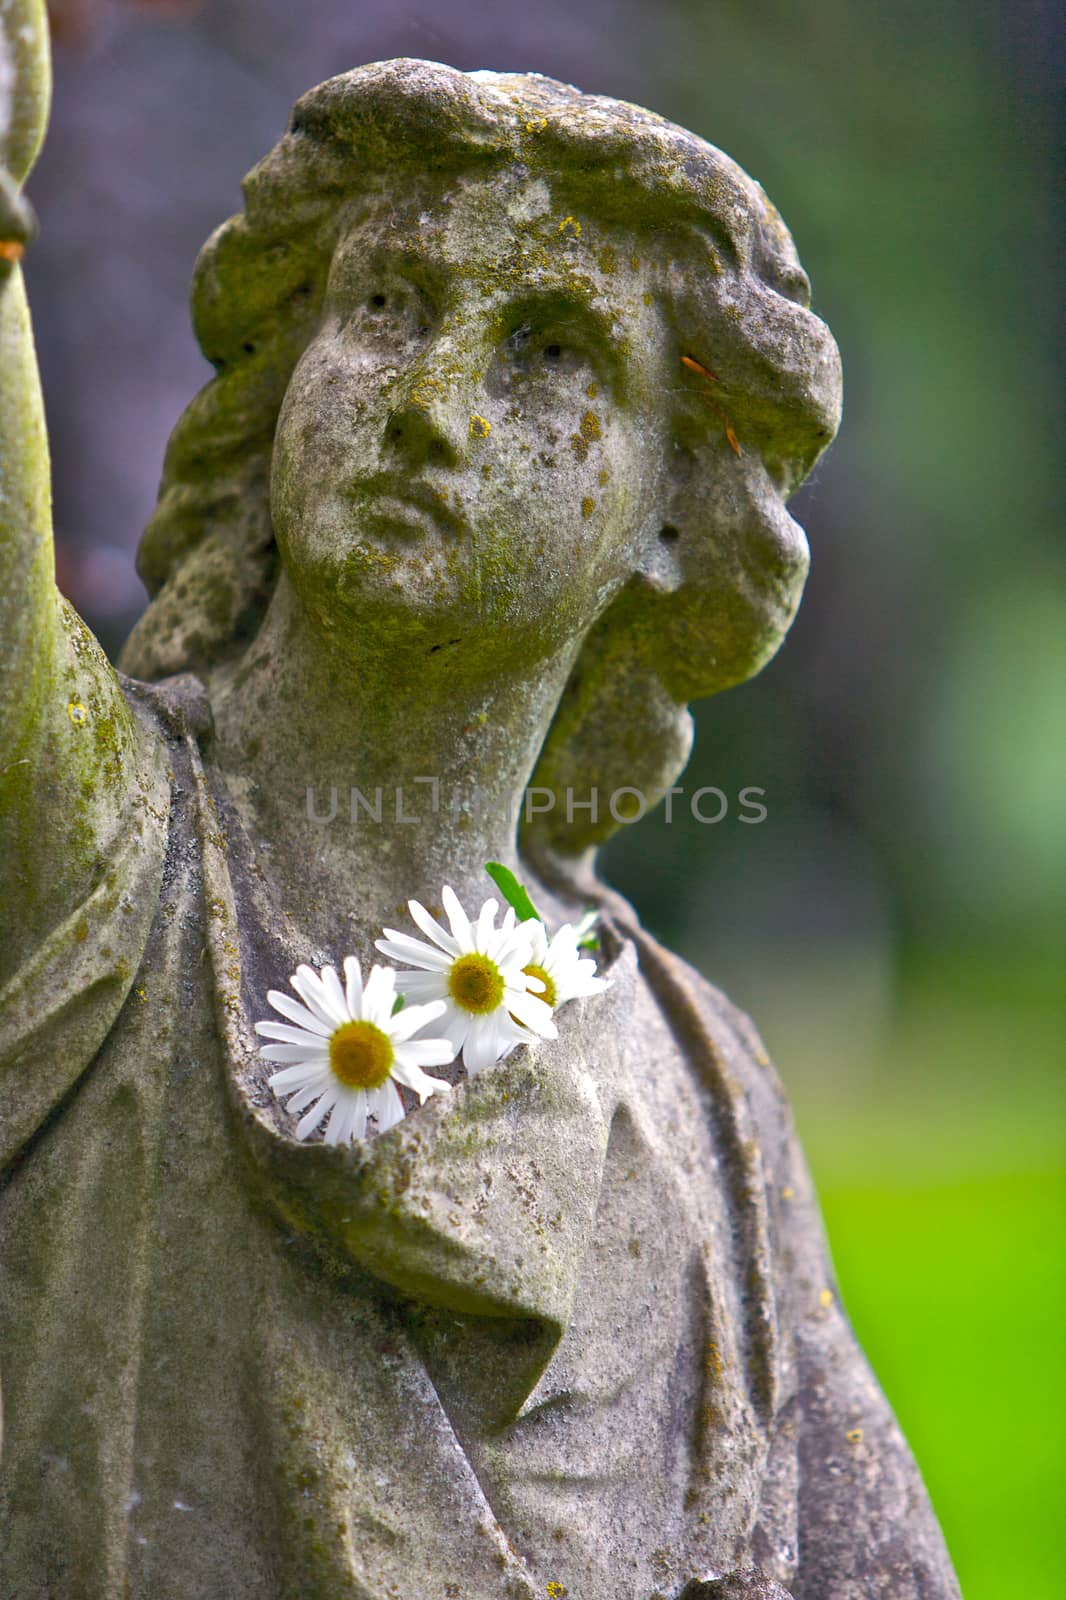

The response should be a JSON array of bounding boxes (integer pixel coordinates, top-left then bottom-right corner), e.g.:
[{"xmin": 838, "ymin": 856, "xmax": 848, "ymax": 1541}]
[{"xmin": 206, "ymin": 577, "xmax": 576, "ymax": 948}]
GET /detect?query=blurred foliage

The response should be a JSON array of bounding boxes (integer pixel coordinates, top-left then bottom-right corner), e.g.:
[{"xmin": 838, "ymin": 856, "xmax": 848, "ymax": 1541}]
[
  {"xmin": 611, "ymin": 5, "xmax": 1065, "ymax": 1592},
  {"xmin": 30, "ymin": 0, "xmax": 1063, "ymax": 1591}
]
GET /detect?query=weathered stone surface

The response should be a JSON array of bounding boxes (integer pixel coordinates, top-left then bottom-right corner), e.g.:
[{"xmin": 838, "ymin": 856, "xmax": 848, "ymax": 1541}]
[
  {"xmin": 1, "ymin": 9, "xmax": 960, "ymax": 1596},
  {"xmin": 681, "ymin": 1571, "xmax": 796, "ymax": 1600}
]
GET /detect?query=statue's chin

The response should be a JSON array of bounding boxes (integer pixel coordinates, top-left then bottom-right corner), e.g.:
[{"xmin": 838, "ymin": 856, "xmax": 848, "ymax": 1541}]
[{"xmin": 280, "ymin": 528, "xmax": 604, "ymax": 677}]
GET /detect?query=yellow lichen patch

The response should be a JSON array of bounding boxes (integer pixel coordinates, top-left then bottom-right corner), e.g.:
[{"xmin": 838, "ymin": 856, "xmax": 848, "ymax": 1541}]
[
  {"xmin": 481, "ymin": 463, "xmax": 492, "ymax": 478},
  {"xmin": 67, "ymin": 697, "xmax": 89, "ymax": 727},
  {"xmin": 598, "ymin": 468, "xmax": 610, "ymax": 486},
  {"xmin": 408, "ymin": 375, "xmax": 444, "ymax": 410},
  {"xmin": 581, "ymin": 496, "xmax": 595, "ymax": 519},
  {"xmin": 598, "ymin": 247, "xmax": 617, "ymax": 274},
  {"xmin": 525, "ymin": 116, "xmax": 548, "ymax": 133},
  {"xmin": 570, "ymin": 435, "xmax": 589, "ymax": 462},
  {"xmin": 74, "ymin": 919, "xmax": 89, "ymax": 943},
  {"xmin": 819, "ymin": 1288, "xmax": 835, "ymax": 1309},
  {"xmin": 557, "ymin": 215, "xmax": 581, "ymax": 240},
  {"xmin": 629, "ymin": 255, "xmax": 641, "ymax": 271},
  {"xmin": 579, "ymin": 411, "xmax": 602, "ymax": 442},
  {"xmin": 781, "ymin": 1186, "xmax": 795, "ymax": 1201},
  {"xmin": 846, "ymin": 1428, "xmax": 864, "ymax": 1445},
  {"xmin": 704, "ymin": 1339, "xmax": 724, "ymax": 1378},
  {"xmin": 469, "ymin": 413, "xmax": 492, "ymax": 439},
  {"xmin": 643, "ymin": 291, "xmax": 654, "ymax": 306},
  {"xmin": 329, "ymin": 1020, "xmax": 394, "ymax": 1090},
  {"xmin": 586, "ymin": 382, "xmax": 599, "ymax": 399},
  {"xmin": 547, "ymin": 1584, "xmax": 568, "ymax": 1598}
]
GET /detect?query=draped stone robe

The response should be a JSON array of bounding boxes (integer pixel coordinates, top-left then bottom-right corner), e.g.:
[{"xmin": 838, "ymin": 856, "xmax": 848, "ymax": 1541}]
[{"xmin": 0, "ymin": 677, "xmax": 960, "ymax": 1600}]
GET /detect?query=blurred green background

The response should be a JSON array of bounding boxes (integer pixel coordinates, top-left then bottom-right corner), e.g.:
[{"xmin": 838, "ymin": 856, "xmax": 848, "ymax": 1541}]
[{"xmin": 32, "ymin": 0, "xmax": 1063, "ymax": 1592}]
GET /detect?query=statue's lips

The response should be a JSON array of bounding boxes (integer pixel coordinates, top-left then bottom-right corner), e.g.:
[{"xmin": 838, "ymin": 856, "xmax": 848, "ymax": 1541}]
[{"xmin": 347, "ymin": 476, "xmax": 464, "ymax": 538}]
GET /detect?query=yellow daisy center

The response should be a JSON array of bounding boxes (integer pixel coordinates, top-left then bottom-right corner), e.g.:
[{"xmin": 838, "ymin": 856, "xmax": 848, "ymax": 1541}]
[
  {"xmin": 522, "ymin": 962, "xmax": 557, "ymax": 1009},
  {"xmin": 448, "ymin": 952, "xmax": 504, "ymax": 1014},
  {"xmin": 328, "ymin": 1020, "xmax": 394, "ymax": 1089}
]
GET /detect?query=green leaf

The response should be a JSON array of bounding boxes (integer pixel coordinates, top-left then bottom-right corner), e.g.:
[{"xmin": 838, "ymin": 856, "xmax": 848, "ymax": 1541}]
[
  {"xmin": 485, "ymin": 860, "xmax": 542, "ymax": 925},
  {"xmin": 391, "ymin": 992, "xmax": 406, "ymax": 1014}
]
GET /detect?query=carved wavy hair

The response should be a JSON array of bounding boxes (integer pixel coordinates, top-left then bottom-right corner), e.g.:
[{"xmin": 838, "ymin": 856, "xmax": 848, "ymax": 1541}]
[{"xmin": 119, "ymin": 59, "xmax": 841, "ymax": 862}]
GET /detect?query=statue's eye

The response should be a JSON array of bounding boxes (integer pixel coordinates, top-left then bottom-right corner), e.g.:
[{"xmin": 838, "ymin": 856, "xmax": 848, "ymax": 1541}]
[
  {"xmin": 543, "ymin": 343, "xmax": 563, "ymax": 361},
  {"xmin": 369, "ymin": 293, "xmax": 388, "ymax": 310}
]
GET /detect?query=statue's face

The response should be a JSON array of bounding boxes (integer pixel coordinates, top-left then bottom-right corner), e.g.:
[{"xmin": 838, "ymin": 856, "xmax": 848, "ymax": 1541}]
[{"xmin": 271, "ymin": 173, "xmax": 673, "ymax": 668}]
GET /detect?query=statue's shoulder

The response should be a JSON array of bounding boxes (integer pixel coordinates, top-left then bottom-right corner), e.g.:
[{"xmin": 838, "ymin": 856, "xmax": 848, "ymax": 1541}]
[
  {"xmin": 119, "ymin": 668, "xmax": 215, "ymax": 750},
  {"xmin": 605, "ymin": 898, "xmax": 789, "ymax": 1097},
  {"xmin": 597, "ymin": 897, "xmax": 800, "ymax": 1192},
  {"xmin": 0, "ymin": 673, "xmax": 179, "ymax": 1169}
]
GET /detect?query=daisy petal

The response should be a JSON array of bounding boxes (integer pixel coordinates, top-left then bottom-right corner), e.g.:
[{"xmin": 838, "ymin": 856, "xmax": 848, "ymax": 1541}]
[
  {"xmin": 324, "ymin": 1095, "xmax": 360, "ymax": 1147},
  {"xmin": 375, "ymin": 934, "xmax": 454, "ymax": 972},
  {"xmin": 286, "ymin": 1081, "xmax": 330, "ymax": 1115},
  {"xmin": 475, "ymin": 896, "xmax": 499, "ymax": 953},
  {"xmin": 408, "ymin": 899, "xmax": 462, "ymax": 957},
  {"xmin": 296, "ymin": 1090, "xmax": 337, "ymax": 1140},
  {"xmin": 391, "ymin": 972, "xmax": 449, "ymax": 1004},
  {"xmin": 362, "ymin": 964, "xmax": 398, "ymax": 1028},
  {"xmin": 442, "ymin": 886, "xmax": 474, "ymax": 951},
  {"xmin": 393, "ymin": 1038, "xmax": 455, "ymax": 1071},
  {"xmin": 391, "ymin": 1059, "xmax": 453, "ymax": 1102},
  {"xmin": 371, "ymin": 1081, "xmax": 405, "ymax": 1133},
  {"xmin": 255, "ymin": 1020, "xmax": 332, "ymax": 1048},
  {"xmin": 259, "ymin": 1042, "xmax": 329, "ymax": 1064},
  {"xmin": 429, "ymin": 1006, "xmax": 470, "ymax": 1051},
  {"xmin": 343, "ymin": 955, "xmax": 364, "ymax": 1015},
  {"xmin": 350, "ymin": 1095, "xmax": 368, "ymax": 1142},
  {"xmin": 494, "ymin": 922, "xmax": 537, "ymax": 969},
  {"xmin": 388, "ymin": 998, "xmax": 447, "ymax": 1042},
  {"xmin": 266, "ymin": 990, "xmax": 334, "ymax": 1037},
  {"xmin": 320, "ymin": 965, "xmax": 350, "ymax": 1024},
  {"xmin": 267, "ymin": 1062, "xmax": 327, "ymax": 1090},
  {"xmin": 507, "ymin": 988, "xmax": 558, "ymax": 1038},
  {"xmin": 462, "ymin": 1015, "xmax": 500, "ymax": 1077},
  {"xmin": 292, "ymin": 965, "xmax": 347, "ymax": 1027}
]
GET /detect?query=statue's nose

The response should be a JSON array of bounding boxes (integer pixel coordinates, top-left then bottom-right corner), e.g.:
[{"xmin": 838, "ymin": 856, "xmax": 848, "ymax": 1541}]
[{"xmin": 383, "ymin": 339, "xmax": 482, "ymax": 468}]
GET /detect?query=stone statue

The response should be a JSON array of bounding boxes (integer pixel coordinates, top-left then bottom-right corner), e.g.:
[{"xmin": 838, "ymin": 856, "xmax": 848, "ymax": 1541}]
[{"xmin": 0, "ymin": 4, "xmax": 961, "ymax": 1595}]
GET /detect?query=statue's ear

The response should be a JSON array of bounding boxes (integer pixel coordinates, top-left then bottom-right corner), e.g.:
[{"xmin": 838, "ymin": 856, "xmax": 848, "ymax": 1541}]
[
  {"xmin": 633, "ymin": 516, "xmax": 686, "ymax": 597},
  {"xmin": 642, "ymin": 440, "xmax": 811, "ymax": 704},
  {"xmin": 630, "ymin": 436, "xmax": 697, "ymax": 599}
]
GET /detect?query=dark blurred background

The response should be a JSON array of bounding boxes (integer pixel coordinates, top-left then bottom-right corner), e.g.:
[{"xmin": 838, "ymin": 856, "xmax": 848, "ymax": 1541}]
[{"xmin": 28, "ymin": 0, "xmax": 1064, "ymax": 1590}]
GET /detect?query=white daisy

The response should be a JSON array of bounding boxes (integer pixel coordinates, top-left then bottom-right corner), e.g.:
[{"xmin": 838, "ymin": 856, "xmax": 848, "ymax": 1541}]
[
  {"xmin": 254, "ymin": 958, "xmax": 454, "ymax": 1145},
  {"xmin": 521, "ymin": 915, "xmax": 611, "ymax": 1011},
  {"xmin": 523, "ymin": 918, "xmax": 611, "ymax": 1011},
  {"xmin": 374, "ymin": 885, "xmax": 557, "ymax": 1076}
]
